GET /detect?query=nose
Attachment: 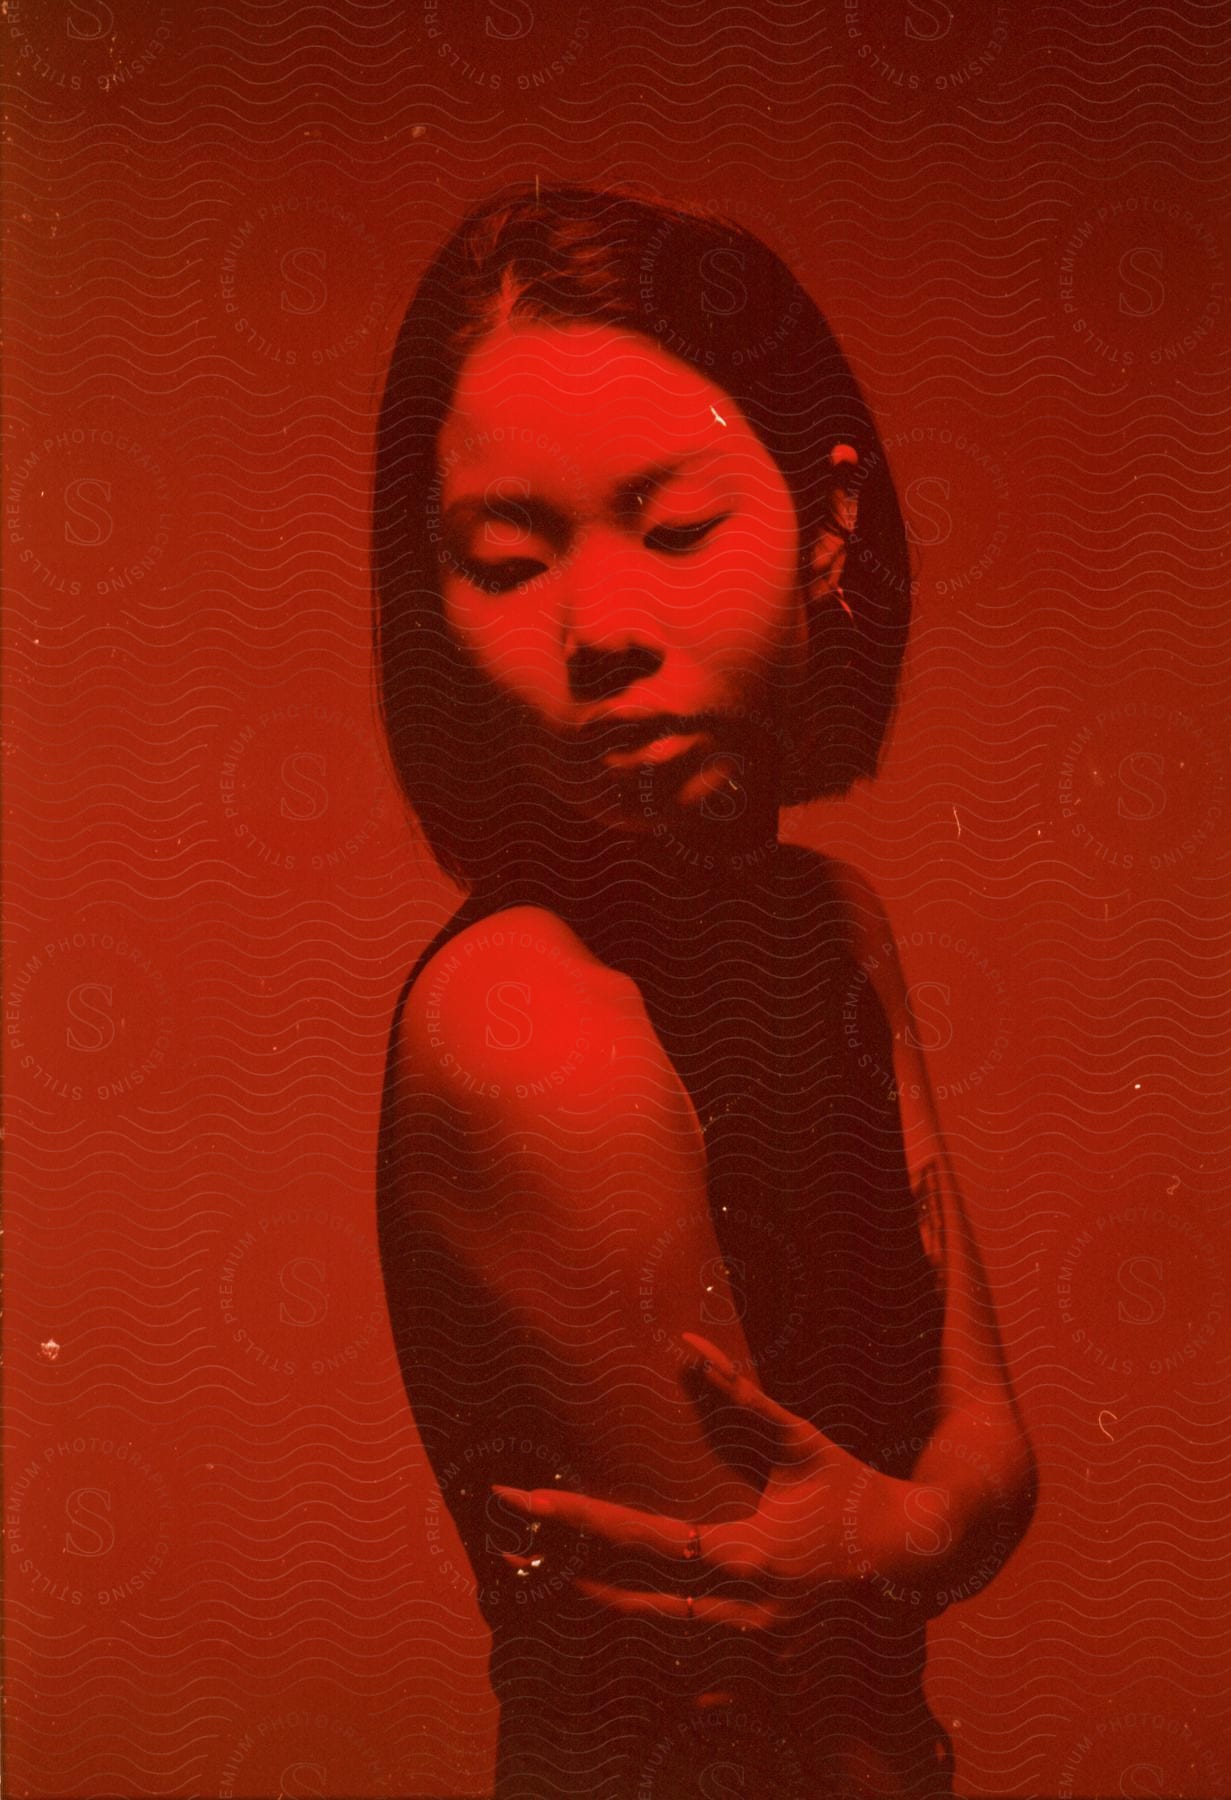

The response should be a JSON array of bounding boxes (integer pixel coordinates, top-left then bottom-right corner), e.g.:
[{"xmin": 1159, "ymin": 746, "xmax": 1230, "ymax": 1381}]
[
  {"xmin": 567, "ymin": 641, "xmax": 663, "ymax": 705},
  {"xmin": 560, "ymin": 533, "xmax": 665, "ymax": 705}
]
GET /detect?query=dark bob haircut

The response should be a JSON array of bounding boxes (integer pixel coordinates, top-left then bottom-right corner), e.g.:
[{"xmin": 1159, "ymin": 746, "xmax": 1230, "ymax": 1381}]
[{"xmin": 372, "ymin": 182, "xmax": 911, "ymax": 890}]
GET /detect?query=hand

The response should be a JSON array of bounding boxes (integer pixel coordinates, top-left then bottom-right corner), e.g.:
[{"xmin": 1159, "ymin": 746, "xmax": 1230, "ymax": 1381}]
[{"xmin": 491, "ymin": 1333, "xmax": 930, "ymax": 1657}]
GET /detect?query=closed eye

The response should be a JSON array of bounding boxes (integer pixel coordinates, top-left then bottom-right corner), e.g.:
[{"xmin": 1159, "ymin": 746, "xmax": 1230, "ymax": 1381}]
[
  {"xmin": 643, "ymin": 514, "xmax": 731, "ymax": 555},
  {"xmin": 458, "ymin": 558, "xmax": 547, "ymax": 594}
]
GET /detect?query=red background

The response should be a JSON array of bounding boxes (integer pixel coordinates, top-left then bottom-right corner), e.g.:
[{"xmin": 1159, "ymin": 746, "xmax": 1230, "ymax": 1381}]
[{"xmin": 4, "ymin": 2, "xmax": 1230, "ymax": 1794}]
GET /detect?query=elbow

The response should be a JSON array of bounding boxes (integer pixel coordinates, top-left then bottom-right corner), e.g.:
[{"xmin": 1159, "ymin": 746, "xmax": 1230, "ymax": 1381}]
[
  {"xmin": 980, "ymin": 1417, "xmax": 1038, "ymax": 1572},
  {"xmin": 1008, "ymin": 1427, "xmax": 1039, "ymax": 1548},
  {"xmin": 940, "ymin": 1427, "xmax": 1038, "ymax": 1615},
  {"xmin": 940, "ymin": 1405, "xmax": 1039, "ymax": 1567}
]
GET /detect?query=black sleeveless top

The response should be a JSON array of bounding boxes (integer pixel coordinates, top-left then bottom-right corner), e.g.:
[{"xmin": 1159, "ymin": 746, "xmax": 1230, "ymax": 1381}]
[{"xmin": 378, "ymin": 846, "xmax": 954, "ymax": 1799}]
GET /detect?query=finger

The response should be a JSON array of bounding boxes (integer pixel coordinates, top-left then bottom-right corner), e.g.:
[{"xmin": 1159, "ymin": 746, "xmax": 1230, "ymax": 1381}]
[
  {"xmin": 492, "ymin": 1485, "xmax": 700, "ymax": 1559},
  {"xmin": 573, "ymin": 1578, "xmax": 774, "ymax": 1633},
  {"xmin": 679, "ymin": 1331, "xmax": 736, "ymax": 1378},
  {"xmin": 680, "ymin": 1334, "xmax": 820, "ymax": 1461}
]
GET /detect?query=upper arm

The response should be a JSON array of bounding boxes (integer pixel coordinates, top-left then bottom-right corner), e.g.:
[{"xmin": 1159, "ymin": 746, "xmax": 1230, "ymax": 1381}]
[
  {"xmin": 393, "ymin": 906, "xmax": 708, "ymax": 1307},
  {"xmin": 383, "ymin": 906, "xmax": 760, "ymax": 1515},
  {"xmin": 827, "ymin": 861, "xmax": 946, "ymax": 1186},
  {"xmin": 829, "ymin": 865, "xmax": 1028, "ymax": 1429}
]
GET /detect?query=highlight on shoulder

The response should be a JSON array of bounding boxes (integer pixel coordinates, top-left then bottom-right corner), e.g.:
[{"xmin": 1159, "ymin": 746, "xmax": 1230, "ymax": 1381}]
[{"xmin": 396, "ymin": 904, "xmax": 641, "ymax": 1113}]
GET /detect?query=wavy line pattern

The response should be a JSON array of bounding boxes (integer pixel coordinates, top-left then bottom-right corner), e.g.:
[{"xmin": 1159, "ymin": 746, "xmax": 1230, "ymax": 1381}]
[{"xmin": 4, "ymin": 0, "xmax": 1230, "ymax": 1796}]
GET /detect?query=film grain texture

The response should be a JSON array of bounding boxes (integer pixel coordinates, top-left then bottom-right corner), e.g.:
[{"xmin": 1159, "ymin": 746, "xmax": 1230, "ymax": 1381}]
[{"xmin": 4, "ymin": 3, "xmax": 1229, "ymax": 1796}]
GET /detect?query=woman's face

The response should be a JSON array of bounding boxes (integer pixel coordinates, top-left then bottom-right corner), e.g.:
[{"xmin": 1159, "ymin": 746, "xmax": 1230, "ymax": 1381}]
[{"xmin": 436, "ymin": 321, "xmax": 805, "ymax": 841}]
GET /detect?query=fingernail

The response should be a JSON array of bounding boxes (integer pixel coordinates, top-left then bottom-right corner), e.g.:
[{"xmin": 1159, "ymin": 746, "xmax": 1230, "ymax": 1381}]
[{"xmin": 492, "ymin": 1485, "xmax": 533, "ymax": 1508}]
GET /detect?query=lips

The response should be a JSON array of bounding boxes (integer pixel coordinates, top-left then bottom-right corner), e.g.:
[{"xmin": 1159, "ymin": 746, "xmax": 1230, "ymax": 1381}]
[
  {"xmin": 572, "ymin": 711, "xmax": 715, "ymax": 761},
  {"xmin": 601, "ymin": 730, "xmax": 705, "ymax": 770}
]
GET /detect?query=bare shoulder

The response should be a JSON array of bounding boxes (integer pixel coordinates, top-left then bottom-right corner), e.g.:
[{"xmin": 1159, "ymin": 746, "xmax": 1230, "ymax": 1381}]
[
  {"xmin": 396, "ymin": 904, "xmax": 649, "ymax": 1115},
  {"xmin": 795, "ymin": 851, "xmax": 909, "ymax": 1023},
  {"xmin": 822, "ymin": 856, "xmax": 894, "ymax": 952}
]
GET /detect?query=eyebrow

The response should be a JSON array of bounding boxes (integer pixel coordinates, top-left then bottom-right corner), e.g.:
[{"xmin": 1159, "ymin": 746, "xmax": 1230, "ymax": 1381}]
[
  {"xmin": 614, "ymin": 453, "xmax": 715, "ymax": 504},
  {"xmin": 440, "ymin": 451, "xmax": 721, "ymax": 538},
  {"xmin": 441, "ymin": 491, "xmax": 569, "ymax": 545}
]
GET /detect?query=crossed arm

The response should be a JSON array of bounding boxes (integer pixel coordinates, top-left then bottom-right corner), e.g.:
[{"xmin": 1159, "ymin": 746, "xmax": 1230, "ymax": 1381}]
[{"xmin": 390, "ymin": 884, "xmax": 1037, "ymax": 1648}]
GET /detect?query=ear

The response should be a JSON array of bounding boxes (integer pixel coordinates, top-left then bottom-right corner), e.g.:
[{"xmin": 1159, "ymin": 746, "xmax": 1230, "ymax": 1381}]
[{"xmin": 808, "ymin": 443, "xmax": 861, "ymax": 617}]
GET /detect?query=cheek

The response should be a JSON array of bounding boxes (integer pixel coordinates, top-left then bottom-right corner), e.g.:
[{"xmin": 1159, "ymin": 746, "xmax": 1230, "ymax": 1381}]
[
  {"xmin": 677, "ymin": 527, "xmax": 801, "ymax": 666},
  {"xmin": 443, "ymin": 586, "xmax": 563, "ymax": 702}
]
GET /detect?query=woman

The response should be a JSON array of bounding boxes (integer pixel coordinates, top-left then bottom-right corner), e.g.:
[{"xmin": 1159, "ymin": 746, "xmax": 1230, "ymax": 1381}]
[{"xmin": 373, "ymin": 184, "xmax": 1035, "ymax": 1799}]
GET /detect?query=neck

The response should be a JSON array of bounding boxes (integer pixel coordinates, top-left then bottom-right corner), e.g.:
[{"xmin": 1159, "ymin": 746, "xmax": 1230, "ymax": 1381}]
[{"xmin": 469, "ymin": 811, "xmax": 788, "ymax": 972}]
